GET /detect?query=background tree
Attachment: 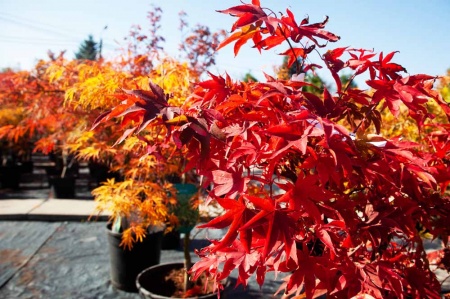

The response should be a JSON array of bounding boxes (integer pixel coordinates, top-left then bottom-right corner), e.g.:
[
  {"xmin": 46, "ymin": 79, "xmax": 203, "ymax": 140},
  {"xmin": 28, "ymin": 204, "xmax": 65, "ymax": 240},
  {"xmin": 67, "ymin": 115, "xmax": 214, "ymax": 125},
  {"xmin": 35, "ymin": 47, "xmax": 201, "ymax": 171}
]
[
  {"xmin": 120, "ymin": 6, "xmax": 225, "ymax": 78},
  {"xmin": 340, "ymin": 73, "xmax": 357, "ymax": 89},
  {"xmin": 439, "ymin": 68, "xmax": 450, "ymax": 103},
  {"xmin": 178, "ymin": 11, "xmax": 227, "ymax": 77},
  {"xmin": 75, "ymin": 34, "xmax": 99, "ymax": 61},
  {"xmin": 243, "ymin": 72, "xmax": 258, "ymax": 82}
]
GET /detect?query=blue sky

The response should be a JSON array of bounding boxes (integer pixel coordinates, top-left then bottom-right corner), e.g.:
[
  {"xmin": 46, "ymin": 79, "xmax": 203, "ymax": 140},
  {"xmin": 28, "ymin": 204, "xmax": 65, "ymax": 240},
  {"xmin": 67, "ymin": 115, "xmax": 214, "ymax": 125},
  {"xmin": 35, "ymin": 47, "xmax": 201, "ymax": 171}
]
[{"xmin": 1, "ymin": 0, "xmax": 449, "ymax": 87}]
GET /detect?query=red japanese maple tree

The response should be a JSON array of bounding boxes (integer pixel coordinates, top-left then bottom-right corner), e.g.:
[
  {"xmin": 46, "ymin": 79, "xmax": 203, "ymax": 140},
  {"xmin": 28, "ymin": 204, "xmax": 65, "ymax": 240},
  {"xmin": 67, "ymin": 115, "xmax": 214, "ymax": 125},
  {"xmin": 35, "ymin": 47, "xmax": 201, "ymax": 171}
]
[{"xmin": 94, "ymin": 1, "xmax": 450, "ymax": 298}]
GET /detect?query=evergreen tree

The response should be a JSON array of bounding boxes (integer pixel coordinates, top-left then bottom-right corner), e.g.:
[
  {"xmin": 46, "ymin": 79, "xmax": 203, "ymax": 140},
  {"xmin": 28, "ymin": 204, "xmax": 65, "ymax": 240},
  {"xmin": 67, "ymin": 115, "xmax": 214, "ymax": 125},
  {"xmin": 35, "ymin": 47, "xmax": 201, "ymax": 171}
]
[
  {"xmin": 243, "ymin": 72, "xmax": 258, "ymax": 82},
  {"xmin": 340, "ymin": 73, "xmax": 358, "ymax": 89},
  {"xmin": 75, "ymin": 35, "xmax": 99, "ymax": 61}
]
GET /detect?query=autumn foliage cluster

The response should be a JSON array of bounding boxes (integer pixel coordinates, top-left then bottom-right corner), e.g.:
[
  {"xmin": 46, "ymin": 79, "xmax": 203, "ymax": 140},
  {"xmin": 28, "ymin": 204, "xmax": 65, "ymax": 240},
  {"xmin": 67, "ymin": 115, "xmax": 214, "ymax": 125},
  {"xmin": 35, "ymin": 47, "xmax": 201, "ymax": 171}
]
[
  {"xmin": 0, "ymin": 7, "xmax": 222, "ymax": 248},
  {"xmin": 1, "ymin": 1, "xmax": 450, "ymax": 298},
  {"xmin": 92, "ymin": 1, "xmax": 450, "ymax": 298}
]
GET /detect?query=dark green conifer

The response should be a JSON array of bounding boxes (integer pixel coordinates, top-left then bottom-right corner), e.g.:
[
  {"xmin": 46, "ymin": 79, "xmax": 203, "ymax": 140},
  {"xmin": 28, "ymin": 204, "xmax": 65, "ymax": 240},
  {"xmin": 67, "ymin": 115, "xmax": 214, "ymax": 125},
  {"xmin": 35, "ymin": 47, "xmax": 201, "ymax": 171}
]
[{"xmin": 75, "ymin": 35, "xmax": 98, "ymax": 61}]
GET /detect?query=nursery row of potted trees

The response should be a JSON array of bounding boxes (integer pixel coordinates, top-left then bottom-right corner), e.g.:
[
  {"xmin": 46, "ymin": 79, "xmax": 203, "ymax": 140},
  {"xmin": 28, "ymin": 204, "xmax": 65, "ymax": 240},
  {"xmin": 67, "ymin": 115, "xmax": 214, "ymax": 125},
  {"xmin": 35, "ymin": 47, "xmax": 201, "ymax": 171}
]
[
  {"xmin": 1, "ymin": 6, "xmax": 228, "ymax": 298},
  {"xmin": 0, "ymin": 5, "xmax": 222, "ymax": 189},
  {"xmin": 1, "ymin": 1, "xmax": 449, "ymax": 298}
]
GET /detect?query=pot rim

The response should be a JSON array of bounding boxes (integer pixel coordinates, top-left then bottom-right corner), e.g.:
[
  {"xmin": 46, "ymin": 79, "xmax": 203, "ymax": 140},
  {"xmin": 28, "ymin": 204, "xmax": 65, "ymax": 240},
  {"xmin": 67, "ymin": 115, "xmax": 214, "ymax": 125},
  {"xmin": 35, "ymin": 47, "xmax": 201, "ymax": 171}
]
[{"xmin": 136, "ymin": 262, "xmax": 228, "ymax": 299}]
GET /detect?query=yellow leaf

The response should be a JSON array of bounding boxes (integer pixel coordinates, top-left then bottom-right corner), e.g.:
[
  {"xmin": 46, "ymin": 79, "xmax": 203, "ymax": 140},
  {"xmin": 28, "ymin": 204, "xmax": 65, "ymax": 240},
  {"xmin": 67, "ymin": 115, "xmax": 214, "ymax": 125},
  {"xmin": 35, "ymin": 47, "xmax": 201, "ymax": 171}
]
[{"xmin": 165, "ymin": 115, "xmax": 188, "ymax": 125}]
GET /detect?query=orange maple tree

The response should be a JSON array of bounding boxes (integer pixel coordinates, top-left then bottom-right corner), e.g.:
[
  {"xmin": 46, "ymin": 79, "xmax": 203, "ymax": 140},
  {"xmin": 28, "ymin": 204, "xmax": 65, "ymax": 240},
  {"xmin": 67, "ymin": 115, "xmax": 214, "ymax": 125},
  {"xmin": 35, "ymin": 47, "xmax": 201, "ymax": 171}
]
[
  {"xmin": 0, "ymin": 53, "xmax": 89, "ymax": 161},
  {"xmin": 64, "ymin": 7, "xmax": 224, "ymax": 247},
  {"xmin": 0, "ymin": 4, "xmax": 224, "ymax": 249}
]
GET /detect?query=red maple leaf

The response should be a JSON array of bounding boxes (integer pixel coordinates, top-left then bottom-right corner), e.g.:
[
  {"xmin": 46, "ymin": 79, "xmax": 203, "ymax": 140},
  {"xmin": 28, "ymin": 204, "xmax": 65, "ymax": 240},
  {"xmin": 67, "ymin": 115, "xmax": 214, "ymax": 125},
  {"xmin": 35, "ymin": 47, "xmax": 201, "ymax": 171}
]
[
  {"xmin": 375, "ymin": 51, "xmax": 407, "ymax": 80},
  {"xmin": 281, "ymin": 9, "xmax": 340, "ymax": 46},
  {"xmin": 216, "ymin": 2, "xmax": 280, "ymax": 55},
  {"xmin": 210, "ymin": 169, "xmax": 250, "ymax": 198},
  {"xmin": 217, "ymin": 3, "xmax": 268, "ymax": 32},
  {"xmin": 198, "ymin": 196, "xmax": 253, "ymax": 253},
  {"xmin": 367, "ymin": 75, "xmax": 431, "ymax": 122},
  {"xmin": 239, "ymin": 194, "xmax": 296, "ymax": 259},
  {"xmin": 346, "ymin": 48, "xmax": 378, "ymax": 79}
]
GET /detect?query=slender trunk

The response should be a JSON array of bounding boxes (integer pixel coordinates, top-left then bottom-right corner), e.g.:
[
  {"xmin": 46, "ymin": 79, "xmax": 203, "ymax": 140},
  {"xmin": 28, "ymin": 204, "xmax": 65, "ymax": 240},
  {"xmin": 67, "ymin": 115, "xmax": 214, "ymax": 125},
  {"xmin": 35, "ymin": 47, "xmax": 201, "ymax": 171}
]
[{"xmin": 183, "ymin": 231, "xmax": 193, "ymax": 293}]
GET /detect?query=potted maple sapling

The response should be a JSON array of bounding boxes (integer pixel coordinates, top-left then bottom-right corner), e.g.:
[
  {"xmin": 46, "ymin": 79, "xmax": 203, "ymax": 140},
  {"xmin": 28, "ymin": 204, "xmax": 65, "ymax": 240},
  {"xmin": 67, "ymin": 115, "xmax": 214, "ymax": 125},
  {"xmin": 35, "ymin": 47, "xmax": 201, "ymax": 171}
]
[
  {"xmin": 7, "ymin": 55, "xmax": 100, "ymax": 197},
  {"xmin": 63, "ymin": 57, "xmax": 196, "ymax": 291},
  {"xmin": 59, "ymin": 5, "xmax": 215, "ymax": 291},
  {"xmin": 94, "ymin": 1, "xmax": 450, "ymax": 298},
  {"xmin": 92, "ymin": 82, "xmax": 220, "ymax": 298},
  {"xmin": 75, "ymin": 60, "xmax": 199, "ymax": 292},
  {"xmin": 90, "ymin": 140, "xmax": 178, "ymax": 292},
  {"xmin": 87, "ymin": 8, "xmax": 228, "ymax": 296},
  {"xmin": 0, "ymin": 69, "xmax": 50, "ymax": 188},
  {"xmin": 0, "ymin": 57, "xmax": 86, "ymax": 195},
  {"xmin": 68, "ymin": 34, "xmax": 210, "ymax": 293}
]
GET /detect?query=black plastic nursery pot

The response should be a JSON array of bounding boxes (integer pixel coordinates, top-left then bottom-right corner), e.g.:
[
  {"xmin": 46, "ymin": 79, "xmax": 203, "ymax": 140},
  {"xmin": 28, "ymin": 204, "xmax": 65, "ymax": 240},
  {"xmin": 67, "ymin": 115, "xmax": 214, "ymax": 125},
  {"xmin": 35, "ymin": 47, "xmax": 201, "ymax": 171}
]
[
  {"xmin": 88, "ymin": 161, "xmax": 123, "ymax": 186},
  {"xmin": 161, "ymin": 230, "xmax": 181, "ymax": 249},
  {"xmin": 21, "ymin": 160, "xmax": 34, "ymax": 174},
  {"xmin": 107, "ymin": 223, "xmax": 163, "ymax": 293},
  {"xmin": 136, "ymin": 262, "xmax": 222, "ymax": 299},
  {"xmin": 49, "ymin": 176, "xmax": 76, "ymax": 198},
  {"xmin": 0, "ymin": 165, "xmax": 22, "ymax": 189}
]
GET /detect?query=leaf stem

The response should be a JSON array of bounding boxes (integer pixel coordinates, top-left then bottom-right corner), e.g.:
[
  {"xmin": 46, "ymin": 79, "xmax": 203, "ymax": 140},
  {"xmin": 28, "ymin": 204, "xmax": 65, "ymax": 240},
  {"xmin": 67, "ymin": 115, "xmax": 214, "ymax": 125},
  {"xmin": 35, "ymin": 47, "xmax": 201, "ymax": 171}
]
[{"xmin": 277, "ymin": 24, "xmax": 303, "ymax": 75}]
